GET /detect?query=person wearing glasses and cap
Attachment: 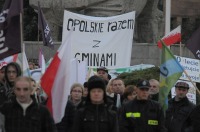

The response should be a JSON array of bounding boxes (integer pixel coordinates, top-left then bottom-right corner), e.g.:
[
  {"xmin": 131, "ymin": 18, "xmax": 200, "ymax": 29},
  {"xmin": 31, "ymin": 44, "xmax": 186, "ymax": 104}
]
[
  {"xmin": 119, "ymin": 79, "xmax": 166, "ymax": 132},
  {"xmin": 165, "ymin": 81, "xmax": 195, "ymax": 132}
]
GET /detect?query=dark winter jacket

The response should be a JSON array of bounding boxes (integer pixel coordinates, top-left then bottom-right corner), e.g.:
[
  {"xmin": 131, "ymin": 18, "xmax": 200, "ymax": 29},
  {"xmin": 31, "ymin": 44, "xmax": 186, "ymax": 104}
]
[
  {"xmin": 0, "ymin": 98, "xmax": 57, "ymax": 132},
  {"xmin": 56, "ymin": 99, "xmax": 86, "ymax": 132},
  {"xmin": 0, "ymin": 82, "xmax": 6, "ymax": 105},
  {"xmin": 119, "ymin": 99, "xmax": 167, "ymax": 132},
  {"xmin": 165, "ymin": 97, "xmax": 195, "ymax": 132},
  {"xmin": 190, "ymin": 104, "xmax": 200, "ymax": 132},
  {"xmin": 72, "ymin": 103, "xmax": 118, "ymax": 132}
]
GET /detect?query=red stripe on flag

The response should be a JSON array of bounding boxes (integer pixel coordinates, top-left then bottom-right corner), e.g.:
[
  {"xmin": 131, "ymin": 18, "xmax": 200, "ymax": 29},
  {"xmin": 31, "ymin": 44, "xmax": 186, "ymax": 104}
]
[
  {"xmin": 13, "ymin": 54, "xmax": 18, "ymax": 62},
  {"xmin": 157, "ymin": 33, "xmax": 181, "ymax": 48},
  {"xmin": 41, "ymin": 52, "xmax": 61, "ymax": 114}
]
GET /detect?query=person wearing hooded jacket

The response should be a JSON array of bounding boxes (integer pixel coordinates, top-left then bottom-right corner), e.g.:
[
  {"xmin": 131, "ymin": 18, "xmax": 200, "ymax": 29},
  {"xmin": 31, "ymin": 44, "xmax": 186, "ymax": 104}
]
[
  {"xmin": 2, "ymin": 62, "xmax": 22, "ymax": 101},
  {"xmin": 72, "ymin": 75, "xmax": 119, "ymax": 132}
]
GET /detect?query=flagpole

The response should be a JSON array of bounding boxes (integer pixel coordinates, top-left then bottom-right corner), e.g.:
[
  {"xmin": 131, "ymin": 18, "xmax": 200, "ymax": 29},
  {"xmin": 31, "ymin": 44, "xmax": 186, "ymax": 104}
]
[
  {"xmin": 180, "ymin": 41, "xmax": 182, "ymax": 56},
  {"xmin": 165, "ymin": 0, "xmax": 171, "ymax": 35},
  {"xmin": 20, "ymin": 12, "xmax": 24, "ymax": 71},
  {"xmin": 38, "ymin": 1, "xmax": 41, "ymax": 63},
  {"xmin": 183, "ymin": 70, "xmax": 200, "ymax": 95}
]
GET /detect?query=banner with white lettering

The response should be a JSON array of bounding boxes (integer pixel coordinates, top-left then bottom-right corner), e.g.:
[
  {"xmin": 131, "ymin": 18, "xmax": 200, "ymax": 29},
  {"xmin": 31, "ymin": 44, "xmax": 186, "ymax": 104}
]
[{"xmin": 62, "ymin": 10, "xmax": 135, "ymax": 68}]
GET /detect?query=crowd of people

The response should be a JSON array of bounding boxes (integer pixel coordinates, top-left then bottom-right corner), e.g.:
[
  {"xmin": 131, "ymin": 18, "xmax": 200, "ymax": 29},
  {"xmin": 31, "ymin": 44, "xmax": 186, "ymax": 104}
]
[{"xmin": 0, "ymin": 62, "xmax": 200, "ymax": 132}]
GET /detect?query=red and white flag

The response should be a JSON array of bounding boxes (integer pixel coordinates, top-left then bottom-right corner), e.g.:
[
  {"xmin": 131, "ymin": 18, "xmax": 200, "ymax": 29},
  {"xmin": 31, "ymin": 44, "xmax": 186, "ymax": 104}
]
[
  {"xmin": 41, "ymin": 34, "xmax": 72, "ymax": 123},
  {"xmin": 157, "ymin": 25, "xmax": 181, "ymax": 48}
]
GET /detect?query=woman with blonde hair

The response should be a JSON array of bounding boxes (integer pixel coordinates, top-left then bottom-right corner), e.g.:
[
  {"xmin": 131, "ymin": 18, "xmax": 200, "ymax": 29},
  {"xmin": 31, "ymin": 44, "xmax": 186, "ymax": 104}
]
[{"xmin": 56, "ymin": 83, "xmax": 85, "ymax": 132}]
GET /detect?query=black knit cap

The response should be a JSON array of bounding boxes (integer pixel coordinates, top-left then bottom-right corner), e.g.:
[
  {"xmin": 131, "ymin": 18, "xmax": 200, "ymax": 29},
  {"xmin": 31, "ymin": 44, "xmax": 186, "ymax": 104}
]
[
  {"xmin": 88, "ymin": 75, "xmax": 106, "ymax": 91},
  {"xmin": 87, "ymin": 75, "xmax": 107, "ymax": 103}
]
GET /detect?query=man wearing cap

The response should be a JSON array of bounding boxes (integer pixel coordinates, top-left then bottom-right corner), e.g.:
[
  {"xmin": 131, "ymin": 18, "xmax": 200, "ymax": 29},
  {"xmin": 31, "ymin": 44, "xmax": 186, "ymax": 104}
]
[
  {"xmin": 165, "ymin": 81, "xmax": 195, "ymax": 132},
  {"xmin": 97, "ymin": 66, "xmax": 110, "ymax": 82},
  {"xmin": 119, "ymin": 79, "xmax": 166, "ymax": 132}
]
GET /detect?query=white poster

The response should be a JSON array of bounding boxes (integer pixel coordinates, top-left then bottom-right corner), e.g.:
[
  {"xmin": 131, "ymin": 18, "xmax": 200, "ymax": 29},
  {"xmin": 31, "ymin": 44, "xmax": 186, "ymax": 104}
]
[
  {"xmin": 62, "ymin": 10, "xmax": 135, "ymax": 68},
  {"xmin": 175, "ymin": 56, "xmax": 200, "ymax": 82}
]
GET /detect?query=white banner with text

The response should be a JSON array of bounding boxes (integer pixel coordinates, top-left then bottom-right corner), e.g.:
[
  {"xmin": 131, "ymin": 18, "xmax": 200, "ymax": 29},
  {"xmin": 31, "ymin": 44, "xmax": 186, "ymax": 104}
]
[{"xmin": 62, "ymin": 10, "xmax": 135, "ymax": 68}]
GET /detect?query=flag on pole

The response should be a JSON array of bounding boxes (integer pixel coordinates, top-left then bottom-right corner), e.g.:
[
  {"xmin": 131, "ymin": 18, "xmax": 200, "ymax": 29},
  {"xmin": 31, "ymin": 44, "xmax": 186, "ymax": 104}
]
[
  {"xmin": 38, "ymin": 2, "xmax": 54, "ymax": 49},
  {"xmin": 39, "ymin": 49, "xmax": 46, "ymax": 74},
  {"xmin": 157, "ymin": 25, "xmax": 181, "ymax": 48},
  {"xmin": 186, "ymin": 26, "xmax": 200, "ymax": 59},
  {"xmin": 159, "ymin": 40, "xmax": 184, "ymax": 111},
  {"xmin": 22, "ymin": 44, "xmax": 30, "ymax": 77},
  {"xmin": 0, "ymin": 0, "xmax": 23, "ymax": 60},
  {"xmin": 41, "ymin": 33, "xmax": 72, "ymax": 123}
]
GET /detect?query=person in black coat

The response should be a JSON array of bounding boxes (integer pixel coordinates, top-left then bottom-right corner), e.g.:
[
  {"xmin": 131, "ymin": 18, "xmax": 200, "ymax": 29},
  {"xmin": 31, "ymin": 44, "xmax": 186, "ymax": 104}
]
[
  {"xmin": 119, "ymin": 79, "xmax": 167, "ymax": 132},
  {"xmin": 190, "ymin": 104, "xmax": 200, "ymax": 132},
  {"xmin": 56, "ymin": 83, "xmax": 85, "ymax": 132},
  {"xmin": 72, "ymin": 75, "xmax": 119, "ymax": 132},
  {"xmin": 0, "ymin": 76, "xmax": 57, "ymax": 132},
  {"xmin": 165, "ymin": 82, "xmax": 195, "ymax": 132}
]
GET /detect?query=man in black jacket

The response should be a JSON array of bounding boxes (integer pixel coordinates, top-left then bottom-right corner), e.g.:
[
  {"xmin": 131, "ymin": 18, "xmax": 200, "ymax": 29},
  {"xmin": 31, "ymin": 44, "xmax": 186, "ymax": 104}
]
[
  {"xmin": 165, "ymin": 81, "xmax": 195, "ymax": 132},
  {"xmin": 119, "ymin": 79, "xmax": 167, "ymax": 132},
  {"xmin": 72, "ymin": 76, "xmax": 118, "ymax": 132},
  {"xmin": 0, "ymin": 76, "xmax": 57, "ymax": 132}
]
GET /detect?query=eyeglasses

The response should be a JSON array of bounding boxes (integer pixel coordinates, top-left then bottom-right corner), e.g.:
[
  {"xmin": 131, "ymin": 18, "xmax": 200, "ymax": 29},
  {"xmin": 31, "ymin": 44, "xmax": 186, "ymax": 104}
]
[{"xmin": 72, "ymin": 90, "xmax": 82, "ymax": 93}]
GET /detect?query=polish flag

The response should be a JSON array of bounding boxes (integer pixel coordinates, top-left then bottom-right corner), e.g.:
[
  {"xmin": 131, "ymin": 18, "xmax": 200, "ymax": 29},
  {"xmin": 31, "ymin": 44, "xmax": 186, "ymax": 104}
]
[
  {"xmin": 157, "ymin": 25, "xmax": 181, "ymax": 48},
  {"xmin": 41, "ymin": 34, "xmax": 72, "ymax": 123}
]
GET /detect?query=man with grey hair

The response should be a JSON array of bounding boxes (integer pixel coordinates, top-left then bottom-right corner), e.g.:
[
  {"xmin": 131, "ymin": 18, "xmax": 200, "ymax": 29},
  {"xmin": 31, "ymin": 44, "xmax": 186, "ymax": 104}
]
[{"xmin": 149, "ymin": 79, "xmax": 159, "ymax": 101}]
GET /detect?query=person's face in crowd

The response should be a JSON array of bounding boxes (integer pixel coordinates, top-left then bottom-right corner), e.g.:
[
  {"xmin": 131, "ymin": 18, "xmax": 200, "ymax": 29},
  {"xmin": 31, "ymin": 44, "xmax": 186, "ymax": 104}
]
[
  {"xmin": 7, "ymin": 65, "xmax": 17, "ymax": 83},
  {"xmin": 0, "ymin": 67, "xmax": 5, "ymax": 82},
  {"xmin": 90, "ymin": 88, "xmax": 104, "ymax": 104},
  {"xmin": 83, "ymin": 88, "xmax": 88, "ymax": 97},
  {"xmin": 97, "ymin": 70, "xmax": 108, "ymax": 80},
  {"xmin": 112, "ymin": 79, "xmax": 125, "ymax": 94},
  {"xmin": 30, "ymin": 80, "xmax": 37, "ymax": 95},
  {"xmin": 127, "ymin": 91, "xmax": 137, "ymax": 101},
  {"xmin": 149, "ymin": 81, "xmax": 159, "ymax": 94},
  {"xmin": 175, "ymin": 87, "xmax": 188, "ymax": 101},
  {"xmin": 136, "ymin": 87, "xmax": 150, "ymax": 100},
  {"xmin": 106, "ymin": 79, "xmax": 114, "ymax": 94},
  {"xmin": 14, "ymin": 80, "xmax": 32, "ymax": 103},
  {"xmin": 71, "ymin": 86, "xmax": 83, "ymax": 102},
  {"xmin": 29, "ymin": 64, "xmax": 34, "ymax": 70}
]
